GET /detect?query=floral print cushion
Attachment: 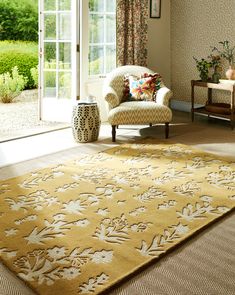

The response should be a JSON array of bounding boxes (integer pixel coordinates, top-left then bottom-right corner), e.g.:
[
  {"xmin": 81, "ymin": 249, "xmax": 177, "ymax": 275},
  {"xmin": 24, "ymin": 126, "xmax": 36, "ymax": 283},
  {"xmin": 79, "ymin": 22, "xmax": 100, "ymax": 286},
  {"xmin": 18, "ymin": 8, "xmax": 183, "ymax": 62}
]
[
  {"xmin": 123, "ymin": 73, "xmax": 162, "ymax": 102},
  {"xmin": 129, "ymin": 76, "xmax": 156, "ymax": 101},
  {"xmin": 122, "ymin": 73, "xmax": 136, "ymax": 102},
  {"xmin": 141, "ymin": 72, "xmax": 162, "ymax": 99}
]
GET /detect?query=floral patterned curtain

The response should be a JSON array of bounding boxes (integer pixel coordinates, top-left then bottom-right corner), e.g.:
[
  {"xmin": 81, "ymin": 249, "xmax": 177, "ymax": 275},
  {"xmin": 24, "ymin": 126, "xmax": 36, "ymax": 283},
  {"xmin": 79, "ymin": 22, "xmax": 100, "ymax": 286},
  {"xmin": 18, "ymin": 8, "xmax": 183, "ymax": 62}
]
[{"xmin": 116, "ymin": 0, "xmax": 148, "ymax": 67}]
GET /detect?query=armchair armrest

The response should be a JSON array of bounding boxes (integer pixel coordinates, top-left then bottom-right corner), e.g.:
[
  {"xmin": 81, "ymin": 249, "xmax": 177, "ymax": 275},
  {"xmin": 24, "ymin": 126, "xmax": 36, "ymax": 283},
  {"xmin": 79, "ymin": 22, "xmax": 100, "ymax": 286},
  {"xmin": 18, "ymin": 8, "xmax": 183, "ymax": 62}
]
[
  {"xmin": 103, "ymin": 86, "xmax": 120, "ymax": 109},
  {"xmin": 156, "ymin": 86, "xmax": 173, "ymax": 106}
]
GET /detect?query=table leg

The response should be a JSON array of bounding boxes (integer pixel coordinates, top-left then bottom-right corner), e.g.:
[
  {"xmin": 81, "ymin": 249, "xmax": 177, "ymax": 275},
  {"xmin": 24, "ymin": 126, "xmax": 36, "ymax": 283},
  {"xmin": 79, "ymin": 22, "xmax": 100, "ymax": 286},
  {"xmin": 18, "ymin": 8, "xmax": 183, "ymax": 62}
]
[
  {"xmin": 231, "ymin": 91, "xmax": 234, "ymax": 130},
  {"xmin": 191, "ymin": 83, "xmax": 195, "ymax": 122},
  {"xmin": 207, "ymin": 88, "xmax": 212, "ymax": 120},
  {"xmin": 208, "ymin": 88, "xmax": 212, "ymax": 104}
]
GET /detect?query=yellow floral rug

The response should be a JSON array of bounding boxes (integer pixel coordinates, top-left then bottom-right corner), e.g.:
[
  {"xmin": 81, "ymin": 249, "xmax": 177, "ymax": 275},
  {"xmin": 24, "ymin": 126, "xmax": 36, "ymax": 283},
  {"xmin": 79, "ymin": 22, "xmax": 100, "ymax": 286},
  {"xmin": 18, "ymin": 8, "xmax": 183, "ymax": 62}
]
[{"xmin": 0, "ymin": 141, "xmax": 235, "ymax": 295}]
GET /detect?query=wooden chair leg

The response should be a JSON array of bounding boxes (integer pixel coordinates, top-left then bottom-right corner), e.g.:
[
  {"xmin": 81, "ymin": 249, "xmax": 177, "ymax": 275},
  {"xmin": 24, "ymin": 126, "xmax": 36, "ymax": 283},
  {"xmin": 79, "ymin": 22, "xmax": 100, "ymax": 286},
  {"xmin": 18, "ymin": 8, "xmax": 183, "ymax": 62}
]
[
  {"xmin": 149, "ymin": 123, "xmax": 152, "ymax": 127},
  {"xmin": 112, "ymin": 125, "xmax": 116, "ymax": 142},
  {"xmin": 165, "ymin": 123, "xmax": 169, "ymax": 139}
]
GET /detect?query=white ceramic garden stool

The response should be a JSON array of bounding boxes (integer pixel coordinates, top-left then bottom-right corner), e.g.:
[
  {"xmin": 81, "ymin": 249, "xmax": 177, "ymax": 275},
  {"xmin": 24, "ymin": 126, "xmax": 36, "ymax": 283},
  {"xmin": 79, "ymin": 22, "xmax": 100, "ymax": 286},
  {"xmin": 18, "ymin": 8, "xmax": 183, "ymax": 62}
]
[{"xmin": 72, "ymin": 102, "xmax": 101, "ymax": 143}]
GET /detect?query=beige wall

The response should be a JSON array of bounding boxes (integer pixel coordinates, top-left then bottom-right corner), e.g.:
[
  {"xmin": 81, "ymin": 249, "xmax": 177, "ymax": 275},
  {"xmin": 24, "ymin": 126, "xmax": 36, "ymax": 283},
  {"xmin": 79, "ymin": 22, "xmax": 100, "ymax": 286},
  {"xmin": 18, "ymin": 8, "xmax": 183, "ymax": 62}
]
[
  {"xmin": 147, "ymin": 0, "xmax": 171, "ymax": 87},
  {"xmin": 171, "ymin": 0, "xmax": 235, "ymax": 104}
]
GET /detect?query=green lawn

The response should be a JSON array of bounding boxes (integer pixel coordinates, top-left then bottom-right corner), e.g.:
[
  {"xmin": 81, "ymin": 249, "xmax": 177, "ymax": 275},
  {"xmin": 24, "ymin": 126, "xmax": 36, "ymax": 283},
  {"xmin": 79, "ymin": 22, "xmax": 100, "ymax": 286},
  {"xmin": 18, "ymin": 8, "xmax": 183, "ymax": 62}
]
[{"xmin": 0, "ymin": 40, "xmax": 38, "ymax": 54}]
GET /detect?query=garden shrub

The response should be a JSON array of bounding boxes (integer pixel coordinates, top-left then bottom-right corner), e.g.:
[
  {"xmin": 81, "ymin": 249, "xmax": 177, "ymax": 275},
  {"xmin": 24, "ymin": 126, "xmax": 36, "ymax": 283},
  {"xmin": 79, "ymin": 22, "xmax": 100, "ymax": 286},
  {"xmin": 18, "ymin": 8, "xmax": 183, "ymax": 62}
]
[
  {"xmin": 0, "ymin": 0, "xmax": 38, "ymax": 42},
  {"xmin": 0, "ymin": 51, "xmax": 38, "ymax": 89},
  {"xmin": 30, "ymin": 66, "xmax": 39, "ymax": 88},
  {"xmin": 0, "ymin": 66, "xmax": 27, "ymax": 103}
]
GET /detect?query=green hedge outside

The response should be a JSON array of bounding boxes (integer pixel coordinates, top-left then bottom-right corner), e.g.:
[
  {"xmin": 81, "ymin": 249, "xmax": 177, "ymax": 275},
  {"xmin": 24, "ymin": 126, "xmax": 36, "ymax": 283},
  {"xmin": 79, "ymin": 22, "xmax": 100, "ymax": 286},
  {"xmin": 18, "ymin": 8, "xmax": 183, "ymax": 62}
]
[
  {"xmin": 0, "ymin": 52, "xmax": 38, "ymax": 89},
  {"xmin": 0, "ymin": 41, "xmax": 38, "ymax": 89}
]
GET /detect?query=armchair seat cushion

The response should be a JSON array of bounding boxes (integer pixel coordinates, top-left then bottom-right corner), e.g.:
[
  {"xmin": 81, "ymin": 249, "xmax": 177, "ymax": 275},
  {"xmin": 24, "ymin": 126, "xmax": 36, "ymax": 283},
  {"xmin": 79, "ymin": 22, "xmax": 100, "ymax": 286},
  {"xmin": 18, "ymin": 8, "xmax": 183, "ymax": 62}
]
[{"xmin": 108, "ymin": 101, "xmax": 172, "ymax": 125}]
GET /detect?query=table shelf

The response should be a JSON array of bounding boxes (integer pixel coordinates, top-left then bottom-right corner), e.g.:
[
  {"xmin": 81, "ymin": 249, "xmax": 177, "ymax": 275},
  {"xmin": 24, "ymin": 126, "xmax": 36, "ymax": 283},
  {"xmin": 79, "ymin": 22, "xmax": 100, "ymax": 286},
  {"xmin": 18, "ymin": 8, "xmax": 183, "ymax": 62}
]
[
  {"xmin": 193, "ymin": 106, "xmax": 231, "ymax": 120},
  {"xmin": 191, "ymin": 80, "xmax": 235, "ymax": 129}
]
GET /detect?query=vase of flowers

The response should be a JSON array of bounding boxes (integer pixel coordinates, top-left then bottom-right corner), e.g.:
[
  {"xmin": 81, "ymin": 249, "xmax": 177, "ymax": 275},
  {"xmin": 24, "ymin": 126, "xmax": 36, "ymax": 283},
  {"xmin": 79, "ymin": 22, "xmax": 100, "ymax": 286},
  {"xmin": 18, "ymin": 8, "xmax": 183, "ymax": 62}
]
[
  {"xmin": 212, "ymin": 40, "xmax": 235, "ymax": 80},
  {"xmin": 193, "ymin": 57, "xmax": 212, "ymax": 82},
  {"xmin": 208, "ymin": 54, "xmax": 222, "ymax": 83}
]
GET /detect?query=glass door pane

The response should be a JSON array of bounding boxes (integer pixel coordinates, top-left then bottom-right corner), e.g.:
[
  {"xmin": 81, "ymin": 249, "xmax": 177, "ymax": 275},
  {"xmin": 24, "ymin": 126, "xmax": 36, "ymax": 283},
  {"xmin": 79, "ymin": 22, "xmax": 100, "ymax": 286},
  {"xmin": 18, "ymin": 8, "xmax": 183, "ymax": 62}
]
[
  {"xmin": 44, "ymin": 14, "xmax": 56, "ymax": 40},
  {"xmin": 39, "ymin": 0, "xmax": 78, "ymax": 122},
  {"xmin": 44, "ymin": 0, "xmax": 56, "ymax": 11},
  {"xmin": 88, "ymin": 0, "xmax": 116, "ymax": 77},
  {"xmin": 59, "ymin": 13, "xmax": 71, "ymax": 40},
  {"xmin": 59, "ymin": 0, "xmax": 71, "ymax": 10}
]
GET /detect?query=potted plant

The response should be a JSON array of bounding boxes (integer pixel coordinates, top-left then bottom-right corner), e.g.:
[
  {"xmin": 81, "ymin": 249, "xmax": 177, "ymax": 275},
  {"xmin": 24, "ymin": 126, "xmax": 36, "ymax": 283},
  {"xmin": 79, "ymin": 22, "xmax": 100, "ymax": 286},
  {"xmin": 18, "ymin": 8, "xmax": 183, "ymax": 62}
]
[
  {"xmin": 193, "ymin": 57, "xmax": 212, "ymax": 82},
  {"xmin": 208, "ymin": 54, "xmax": 222, "ymax": 83},
  {"xmin": 212, "ymin": 40, "xmax": 235, "ymax": 80}
]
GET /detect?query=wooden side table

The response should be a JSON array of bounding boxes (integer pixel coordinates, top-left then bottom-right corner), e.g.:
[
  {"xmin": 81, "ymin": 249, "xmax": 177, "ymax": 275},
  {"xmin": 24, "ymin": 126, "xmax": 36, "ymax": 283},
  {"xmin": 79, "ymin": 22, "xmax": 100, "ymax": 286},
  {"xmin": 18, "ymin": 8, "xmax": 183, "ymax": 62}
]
[{"xmin": 191, "ymin": 80, "xmax": 235, "ymax": 129}]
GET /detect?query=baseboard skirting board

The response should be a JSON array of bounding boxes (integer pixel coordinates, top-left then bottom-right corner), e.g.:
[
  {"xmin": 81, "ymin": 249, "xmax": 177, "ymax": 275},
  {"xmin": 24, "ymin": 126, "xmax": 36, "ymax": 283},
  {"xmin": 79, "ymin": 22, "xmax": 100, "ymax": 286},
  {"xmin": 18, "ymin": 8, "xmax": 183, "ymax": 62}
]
[{"xmin": 170, "ymin": 99, "xmax": 204, "ymax": 112}]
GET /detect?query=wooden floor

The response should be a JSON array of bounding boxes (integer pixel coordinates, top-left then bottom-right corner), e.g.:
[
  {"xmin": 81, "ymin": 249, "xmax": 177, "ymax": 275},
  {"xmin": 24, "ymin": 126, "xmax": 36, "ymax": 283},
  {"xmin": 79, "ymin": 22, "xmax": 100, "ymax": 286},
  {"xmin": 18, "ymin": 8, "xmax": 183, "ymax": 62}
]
[{"xmin": 1, "ymin": 111, "xmax": 235, "ymax": 169}]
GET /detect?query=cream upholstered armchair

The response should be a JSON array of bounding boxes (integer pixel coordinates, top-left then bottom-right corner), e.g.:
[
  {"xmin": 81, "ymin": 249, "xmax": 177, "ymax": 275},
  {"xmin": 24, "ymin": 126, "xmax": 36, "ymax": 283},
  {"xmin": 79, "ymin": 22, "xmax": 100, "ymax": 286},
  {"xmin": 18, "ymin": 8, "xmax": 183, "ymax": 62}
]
[{"xmin": 103, "ymin": 65, "xmax": 173, "ymax": 142}]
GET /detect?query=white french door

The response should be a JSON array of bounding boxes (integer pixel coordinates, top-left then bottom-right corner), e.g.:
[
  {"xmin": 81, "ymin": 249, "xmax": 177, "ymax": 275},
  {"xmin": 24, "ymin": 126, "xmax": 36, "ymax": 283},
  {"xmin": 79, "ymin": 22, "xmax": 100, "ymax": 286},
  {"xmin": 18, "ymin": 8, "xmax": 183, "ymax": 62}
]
[{"xmin": 39, "ymin": 0, "xmax": 78, "ymax": 122}]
